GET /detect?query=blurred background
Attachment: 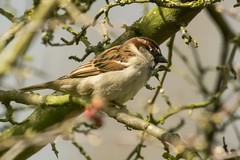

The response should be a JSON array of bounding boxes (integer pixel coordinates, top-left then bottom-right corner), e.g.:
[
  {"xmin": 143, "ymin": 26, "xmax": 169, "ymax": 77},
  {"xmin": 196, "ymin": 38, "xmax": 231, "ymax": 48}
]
[{"xmin": 0, "ymin": 0, "xmax": 239, "ymax": 159}]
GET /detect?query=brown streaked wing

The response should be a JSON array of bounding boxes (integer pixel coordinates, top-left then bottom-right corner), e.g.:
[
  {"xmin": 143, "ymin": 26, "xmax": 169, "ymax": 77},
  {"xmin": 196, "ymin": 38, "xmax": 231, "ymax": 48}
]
[
  {"xmin": 92, "ymin": 45, "xmax": 135, "ymax": 72},
  {"xmin": 94, "ymin": 61, "xmax": 127, "ymax": 72},
  {"xmin": 59, "ymin": 61, "xmax": 101, "ymax": 79},
  {"xmin": 59, "ymin": 45, "xmax": 135, "ymax": 79},
  {"xmin": 96, "ymin": 45, "xmax": 135, "ymax": 63}
]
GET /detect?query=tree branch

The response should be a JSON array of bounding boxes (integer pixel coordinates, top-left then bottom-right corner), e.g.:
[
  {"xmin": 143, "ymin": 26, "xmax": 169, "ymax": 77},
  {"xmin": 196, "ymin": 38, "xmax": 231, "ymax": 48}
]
[
  {"xmin": 0, "ymin": 0, "xmax": 58, "ymax": 78},
  {"xmin": 104, "ymin": 106, "xmax": 202, "ymax": 159},
  {"xmin": 0, "ymin": 89, "xmax": 202, "ymax": 160},
  {"xmin": 110, "ymin": 5, "xmax": 202, "ymax": 47},
  {"xmin": 0, "ymin": 90, "xmax": 86, "ymax": 160}
]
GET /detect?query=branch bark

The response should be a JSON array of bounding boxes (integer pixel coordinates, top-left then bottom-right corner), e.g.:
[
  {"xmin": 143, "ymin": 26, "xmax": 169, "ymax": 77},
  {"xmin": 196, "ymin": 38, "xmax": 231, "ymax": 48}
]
[
  {"xmin": 0, "ymin": 90, "xmax": 202, "ymax": 160},
  {"xmin": 110, "ymin": 5, "xmax": 202, "ymax": 46},
  {"xmin": 0, "ymin": 90, "xmax": 85, "ymax": 160},
  {"xmin": 104, "ymin": 106, "xmax": 201, "ymax": 159}
]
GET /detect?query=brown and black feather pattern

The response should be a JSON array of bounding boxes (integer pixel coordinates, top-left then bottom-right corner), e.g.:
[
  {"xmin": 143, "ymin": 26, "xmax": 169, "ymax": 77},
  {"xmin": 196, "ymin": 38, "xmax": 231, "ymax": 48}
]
[{"xmin": 60, "ymin": 45, "xmax": 135, "ymax": 79}]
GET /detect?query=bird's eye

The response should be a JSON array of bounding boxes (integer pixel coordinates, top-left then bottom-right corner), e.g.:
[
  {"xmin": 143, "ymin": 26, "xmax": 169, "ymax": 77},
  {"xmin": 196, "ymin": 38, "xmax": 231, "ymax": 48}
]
[
  {"xmin": 148, "ymin": 47, "xmax": 159, "ymax": 55},
  {"xmin": 148, "ymin": 47, "xmax": 154, "ymax": 53}
]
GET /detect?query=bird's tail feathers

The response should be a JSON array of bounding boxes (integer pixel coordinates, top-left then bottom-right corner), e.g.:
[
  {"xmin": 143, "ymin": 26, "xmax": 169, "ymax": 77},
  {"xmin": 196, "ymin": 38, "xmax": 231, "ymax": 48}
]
[{"xmin": 19, "ymin": 81, "xmax": 53, "ymax": 92}]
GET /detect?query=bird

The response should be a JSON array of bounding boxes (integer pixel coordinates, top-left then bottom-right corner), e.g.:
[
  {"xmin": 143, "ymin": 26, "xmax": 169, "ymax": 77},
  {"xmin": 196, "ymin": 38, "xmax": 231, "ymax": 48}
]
[{"xmin": 19, "ymin": 37, "xmax": 168, "ymax": 105}]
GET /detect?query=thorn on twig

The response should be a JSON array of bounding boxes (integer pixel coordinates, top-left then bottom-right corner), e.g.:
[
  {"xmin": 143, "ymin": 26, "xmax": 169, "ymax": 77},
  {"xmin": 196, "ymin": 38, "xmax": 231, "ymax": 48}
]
[
  {"xmin": 125, "ymin": 125, "xmax": 132, "ymax": 131},
  {"xmin": 121, "ymin": 24, "xmax": 131, "ymax": 31},
  {"xmin": 68, "ymin": 55, "xmax": 82, "ymax": 62},
  {"xmin": 51, "ymin": 142, "xmax": 59, "ymax": 158},
  {"xmin": 169, "ymin": 119, "xmax": 185, "ymax": 133},
  {"xmin": 72, "ymin": 141, "xmax": 92, "ymax": 160},
  {"xmin": 223, "ymin": 137, "xmax": 229, "ymax": 153},
  {"xmin": 230, "ymin": 65, "xmax": 237, "ymax": 79}
]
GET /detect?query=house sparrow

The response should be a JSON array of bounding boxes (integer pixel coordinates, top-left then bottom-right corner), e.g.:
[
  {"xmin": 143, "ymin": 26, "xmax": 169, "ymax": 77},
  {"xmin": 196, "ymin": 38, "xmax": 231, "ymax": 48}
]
[{"xmin": 20, "ymin": 37, "xmax": 167, "ymax": 104}]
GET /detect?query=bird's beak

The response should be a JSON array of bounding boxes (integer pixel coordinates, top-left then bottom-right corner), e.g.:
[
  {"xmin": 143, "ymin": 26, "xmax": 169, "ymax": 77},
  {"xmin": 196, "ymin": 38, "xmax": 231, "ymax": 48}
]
[{"xmin": 155, "ymin": 54, "xmax": 168, "ymax": 63}]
